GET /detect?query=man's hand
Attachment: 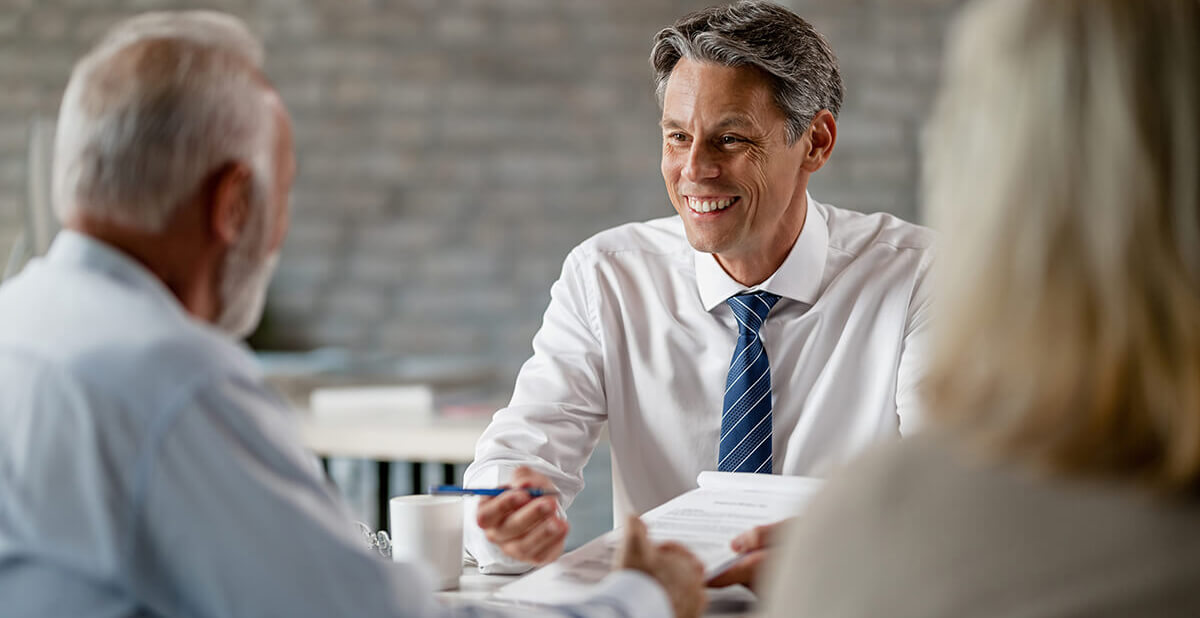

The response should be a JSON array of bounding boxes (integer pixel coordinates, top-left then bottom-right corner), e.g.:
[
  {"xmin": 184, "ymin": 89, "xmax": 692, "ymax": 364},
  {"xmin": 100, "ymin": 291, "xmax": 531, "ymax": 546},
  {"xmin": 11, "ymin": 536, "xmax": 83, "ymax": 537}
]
[
  {"xmin": 475, "ymin": 466, "xmax": 568, "ymax": 565},
  {"xmin": 616, "ymin": 516, "xmax": 707, "ymax": 618},
  {"xmin": 706, "ymin": 519, "xmax": 790, "ymax": 590}
]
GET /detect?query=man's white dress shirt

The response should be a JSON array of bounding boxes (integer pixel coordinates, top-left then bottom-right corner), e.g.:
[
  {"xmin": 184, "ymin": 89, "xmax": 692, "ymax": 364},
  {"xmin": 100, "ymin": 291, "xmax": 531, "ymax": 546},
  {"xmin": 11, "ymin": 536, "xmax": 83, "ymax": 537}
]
[
  {"xmin": 465, "ymin": 196, "xmax": 935, "ymax": 572},
  {"xmin": 0, "ymin": 231, "xmax": 670, "ymax": 618}
]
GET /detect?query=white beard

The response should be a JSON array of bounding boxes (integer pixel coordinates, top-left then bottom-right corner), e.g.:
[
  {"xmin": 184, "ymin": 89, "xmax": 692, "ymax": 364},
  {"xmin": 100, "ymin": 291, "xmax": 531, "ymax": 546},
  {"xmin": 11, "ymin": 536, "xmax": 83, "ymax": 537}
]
[
  {"xmin": 216, "ymin": 251, "xmax": 279, "ymax": 339},
  {"xmin": 215, "ymin": 204, "xmax": 279, "ymax": 339}
]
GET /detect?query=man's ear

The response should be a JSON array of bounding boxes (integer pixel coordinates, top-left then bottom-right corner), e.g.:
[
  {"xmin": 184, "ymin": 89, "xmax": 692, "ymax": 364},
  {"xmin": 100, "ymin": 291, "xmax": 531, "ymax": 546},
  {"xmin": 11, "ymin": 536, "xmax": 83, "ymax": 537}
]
[
  {"xmin": 800, "ymin": 109, "xmax": 837, "ymax": 173},
  {"xmin": 209, "ymin": 162, "xmax": 254, "ymax": 246}
]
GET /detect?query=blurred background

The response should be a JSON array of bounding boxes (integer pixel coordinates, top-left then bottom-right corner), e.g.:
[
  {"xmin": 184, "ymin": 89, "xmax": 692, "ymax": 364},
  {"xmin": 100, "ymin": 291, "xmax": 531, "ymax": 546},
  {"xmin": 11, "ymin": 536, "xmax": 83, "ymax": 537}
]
[{"xmin": 0, "ymin": 0, "xmax": 963, "ymax": 544}]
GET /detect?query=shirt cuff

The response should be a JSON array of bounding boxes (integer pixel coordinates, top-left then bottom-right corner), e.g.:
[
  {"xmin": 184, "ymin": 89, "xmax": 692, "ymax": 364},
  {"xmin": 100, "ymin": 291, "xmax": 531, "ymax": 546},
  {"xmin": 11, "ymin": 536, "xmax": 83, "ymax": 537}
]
[{"xmin": 584, "ymin": 570, "xmax": 673, "ymax": 618}]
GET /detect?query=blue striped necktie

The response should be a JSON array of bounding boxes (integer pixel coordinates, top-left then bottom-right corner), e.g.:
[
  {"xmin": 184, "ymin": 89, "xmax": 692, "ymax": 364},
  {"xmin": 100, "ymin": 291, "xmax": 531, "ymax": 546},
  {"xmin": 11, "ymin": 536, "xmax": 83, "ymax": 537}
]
[{"xmin": 719, "ymin": 291, "xmax": 781, "ymax": 474}]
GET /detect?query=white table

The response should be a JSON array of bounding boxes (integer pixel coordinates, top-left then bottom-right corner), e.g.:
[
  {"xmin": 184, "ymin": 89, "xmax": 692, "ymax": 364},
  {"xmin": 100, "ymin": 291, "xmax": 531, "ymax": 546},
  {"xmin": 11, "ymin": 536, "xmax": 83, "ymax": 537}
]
[
  {"xmin": 298, "ymin": 409, "xmax": 494, "ymax": 528},
  {"xmin": 436, "ymin": 566, "xmax": 759, "ymax": 616},
  {"xmin": 259, "ymin": 351, "xmax": 503, "ymax": 527},
  {"xmin": 435, "ymin": 567, "xmax": 520, "ymax": 607},
  {"xmin": 298, "ymin": 410, "xmax": 492, "ymax": 463}
]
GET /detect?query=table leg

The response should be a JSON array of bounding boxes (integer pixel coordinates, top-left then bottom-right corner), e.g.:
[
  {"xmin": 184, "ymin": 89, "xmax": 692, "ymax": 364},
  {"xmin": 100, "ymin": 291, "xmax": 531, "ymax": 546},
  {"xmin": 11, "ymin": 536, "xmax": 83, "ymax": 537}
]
[
  {"xmin": 377, "ymin": 461, "xmax": 391, "ymax": 530},
  {"xmin": 411, "ymin": 462, "xmax": 425, "ymax": 496}
]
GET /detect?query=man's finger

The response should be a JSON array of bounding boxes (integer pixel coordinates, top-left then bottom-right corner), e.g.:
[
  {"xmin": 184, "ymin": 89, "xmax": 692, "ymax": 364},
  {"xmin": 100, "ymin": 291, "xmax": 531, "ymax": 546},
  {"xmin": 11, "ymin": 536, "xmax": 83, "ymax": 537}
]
[
  {"xmin": 506, "ymin": 516, "xmax": 568, "ymax": 564},
  {"xmin": 730, "ymin": 524, "xmax": 769, "ymax": 553},
  {"xmin": 476, "ymin": 482, "xmax": 512, "ymax": 505},
  {"xmin": 486, "ymin": 497, "xmax": 558, "ymax": 544},
  {"xmin": 475, "ymin": 489, "xmax": 532, "ymax": 530},
  {"xmin": 658, "ymin": 542, "xmax": 705, "ymax": 575},
  {"xmin": 617, "ymin": 515, "xmax": 650, "ymax": 569},
  {"xmin": 527, "ymin": 520, "xmax": 569, "ymax": 564},
  {"xmin": 706, "ymin": 550, "xmax": 766, "ymax": 588}
]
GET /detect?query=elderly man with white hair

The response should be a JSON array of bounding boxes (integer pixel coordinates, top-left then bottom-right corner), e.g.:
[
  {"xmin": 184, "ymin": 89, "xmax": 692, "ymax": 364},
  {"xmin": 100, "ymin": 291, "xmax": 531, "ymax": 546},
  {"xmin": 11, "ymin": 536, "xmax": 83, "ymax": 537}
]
[{"xmin": 0, "ymin": 11, "xmax": 706, "ymax": 618}]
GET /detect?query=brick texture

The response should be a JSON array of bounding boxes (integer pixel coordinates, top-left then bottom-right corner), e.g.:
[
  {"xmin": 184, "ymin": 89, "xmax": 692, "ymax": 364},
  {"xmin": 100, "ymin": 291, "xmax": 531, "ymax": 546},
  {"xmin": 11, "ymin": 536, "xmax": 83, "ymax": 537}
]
[{"xmin": 0, "ymin": 0, "xmax": 964, "ymax": 387}]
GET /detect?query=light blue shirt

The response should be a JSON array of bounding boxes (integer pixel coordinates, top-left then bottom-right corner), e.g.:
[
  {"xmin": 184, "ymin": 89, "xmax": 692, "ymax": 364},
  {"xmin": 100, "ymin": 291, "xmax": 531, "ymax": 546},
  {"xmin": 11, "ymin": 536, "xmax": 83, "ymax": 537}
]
[{"xmin": 0, "ymin": 231, "xmax": 670, "ymax": 618}]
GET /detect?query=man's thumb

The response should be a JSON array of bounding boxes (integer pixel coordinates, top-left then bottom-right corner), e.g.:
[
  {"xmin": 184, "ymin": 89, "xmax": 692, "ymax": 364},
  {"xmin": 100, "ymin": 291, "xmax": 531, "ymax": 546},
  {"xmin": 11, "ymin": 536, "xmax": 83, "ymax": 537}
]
[{"xmin": 619, "ymin": 516, "xmax": 651, "ymax": 567}]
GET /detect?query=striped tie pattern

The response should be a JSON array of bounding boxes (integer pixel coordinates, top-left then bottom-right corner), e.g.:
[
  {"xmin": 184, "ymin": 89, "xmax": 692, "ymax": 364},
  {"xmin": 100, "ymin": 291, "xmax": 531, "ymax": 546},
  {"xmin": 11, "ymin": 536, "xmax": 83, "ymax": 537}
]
[{"xmin": 718, "ymin": 291, "xmax": 781, "ymax": 474}]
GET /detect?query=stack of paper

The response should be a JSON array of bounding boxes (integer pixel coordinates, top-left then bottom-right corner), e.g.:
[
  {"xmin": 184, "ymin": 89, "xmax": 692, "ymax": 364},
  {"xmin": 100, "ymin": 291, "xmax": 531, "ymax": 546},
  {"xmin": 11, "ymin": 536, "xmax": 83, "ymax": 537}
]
[{"xmin": 494, "ymin": 471, "xmax": 823, "ymax": 605}]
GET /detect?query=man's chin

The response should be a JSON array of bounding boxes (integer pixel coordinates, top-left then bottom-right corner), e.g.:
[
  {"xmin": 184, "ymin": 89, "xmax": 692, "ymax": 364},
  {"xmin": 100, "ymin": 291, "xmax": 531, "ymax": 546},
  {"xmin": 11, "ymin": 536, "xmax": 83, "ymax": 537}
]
[
  {"xmin": 679, "ymin": 217, "xmax": 740, "ymax": 255},
  {"xmin": 682, "ymin": 230, "xmax": 731, "ymax": 256}
]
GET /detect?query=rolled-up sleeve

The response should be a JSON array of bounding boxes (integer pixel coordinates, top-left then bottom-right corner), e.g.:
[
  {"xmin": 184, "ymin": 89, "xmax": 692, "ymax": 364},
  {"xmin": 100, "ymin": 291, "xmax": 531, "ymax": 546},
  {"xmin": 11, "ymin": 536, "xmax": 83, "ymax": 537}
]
[{"xmin": 463, "ymin": 248, "xmax": 610, "ymax": 573}]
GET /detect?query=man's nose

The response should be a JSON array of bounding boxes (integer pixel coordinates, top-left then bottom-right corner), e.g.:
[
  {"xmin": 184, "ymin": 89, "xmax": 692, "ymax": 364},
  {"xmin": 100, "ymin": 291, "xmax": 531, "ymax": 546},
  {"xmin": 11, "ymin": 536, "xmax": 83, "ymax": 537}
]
[{"xmin": 681, "ymin": 142, "xmax": 720, "ymax": 181}]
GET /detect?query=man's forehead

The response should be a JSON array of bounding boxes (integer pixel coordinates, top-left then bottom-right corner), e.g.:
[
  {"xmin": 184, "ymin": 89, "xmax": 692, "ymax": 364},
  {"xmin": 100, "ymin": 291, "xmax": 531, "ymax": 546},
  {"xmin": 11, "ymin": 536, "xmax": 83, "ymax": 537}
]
[{"xmin": 659, "ymin": 60, "xmax": 780, "ymax": 130}]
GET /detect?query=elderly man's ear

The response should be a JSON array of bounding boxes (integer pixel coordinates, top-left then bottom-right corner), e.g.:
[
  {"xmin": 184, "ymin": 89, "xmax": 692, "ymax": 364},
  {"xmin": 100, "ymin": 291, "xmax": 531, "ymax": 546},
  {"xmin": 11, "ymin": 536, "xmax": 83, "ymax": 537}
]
[{"xmin": 208, "ymin": 162, "xmax": 254, "ymax": 246}]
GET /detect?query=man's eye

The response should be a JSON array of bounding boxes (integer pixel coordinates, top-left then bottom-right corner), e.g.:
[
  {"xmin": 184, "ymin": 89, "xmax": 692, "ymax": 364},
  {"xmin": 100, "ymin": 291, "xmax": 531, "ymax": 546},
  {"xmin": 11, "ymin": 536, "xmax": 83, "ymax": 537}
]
[
  {"xmin": 668, "ymin": 132, "xmax": 688, "ymax": 142},
  {"xmin": 719, "ymin": 135, "xmax": 741, "ymax": 145}
]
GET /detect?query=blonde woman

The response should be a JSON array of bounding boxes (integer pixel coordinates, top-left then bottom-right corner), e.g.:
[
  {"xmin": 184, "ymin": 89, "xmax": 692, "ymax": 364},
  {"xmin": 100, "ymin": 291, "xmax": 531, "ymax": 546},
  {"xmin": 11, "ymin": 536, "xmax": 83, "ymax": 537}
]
[{"xmin": 760, "ymin": 0, "xmax": 1200, "ymax": 615}]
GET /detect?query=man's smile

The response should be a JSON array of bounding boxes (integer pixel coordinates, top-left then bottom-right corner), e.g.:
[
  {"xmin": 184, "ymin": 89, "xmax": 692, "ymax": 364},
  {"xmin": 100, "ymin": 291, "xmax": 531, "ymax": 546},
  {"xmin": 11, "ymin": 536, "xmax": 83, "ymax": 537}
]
[{"xmin": 685, "ymin": 195, "xmax": 740, "ymax": 214}]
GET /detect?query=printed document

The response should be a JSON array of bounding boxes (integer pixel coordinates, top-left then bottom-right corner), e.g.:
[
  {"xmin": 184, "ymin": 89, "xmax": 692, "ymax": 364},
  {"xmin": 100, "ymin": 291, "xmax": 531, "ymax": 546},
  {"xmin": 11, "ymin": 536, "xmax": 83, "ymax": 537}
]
[{"xmin": 494, "ymin": 471, "xmax": 822, "ymax": 605}]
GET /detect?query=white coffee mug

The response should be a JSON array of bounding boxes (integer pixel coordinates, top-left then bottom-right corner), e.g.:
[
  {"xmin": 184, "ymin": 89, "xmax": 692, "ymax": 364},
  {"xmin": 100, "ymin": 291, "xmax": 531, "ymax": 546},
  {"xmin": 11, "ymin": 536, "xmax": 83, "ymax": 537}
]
[{"xmin": 388, "ymin": 495, "xmax": 464, "ymax": 590}]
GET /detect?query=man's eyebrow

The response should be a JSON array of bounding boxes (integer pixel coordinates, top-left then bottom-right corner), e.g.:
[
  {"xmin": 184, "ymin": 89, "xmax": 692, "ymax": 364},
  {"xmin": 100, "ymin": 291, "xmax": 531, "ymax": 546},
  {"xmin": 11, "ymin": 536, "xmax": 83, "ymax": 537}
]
[
  {"xmin": 715, "ymin": 115, "xmax": 756, "ymax": 130},
  {"xmin": 658, "ymin": 115, "xmax": 759, "ymax": 131}
]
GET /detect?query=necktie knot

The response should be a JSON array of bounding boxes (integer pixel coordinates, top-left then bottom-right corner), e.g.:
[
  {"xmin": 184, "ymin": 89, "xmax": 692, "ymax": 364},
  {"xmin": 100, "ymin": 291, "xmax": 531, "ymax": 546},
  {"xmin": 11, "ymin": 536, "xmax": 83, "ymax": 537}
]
[{"xmin": 725, "ymin": 291, "xmax": 780, "ymax": 337}]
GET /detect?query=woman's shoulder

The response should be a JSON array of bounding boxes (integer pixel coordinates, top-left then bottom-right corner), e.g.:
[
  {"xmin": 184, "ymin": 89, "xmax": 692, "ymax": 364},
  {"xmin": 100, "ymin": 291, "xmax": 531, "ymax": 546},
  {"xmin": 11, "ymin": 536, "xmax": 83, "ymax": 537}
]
[
  {"xmin": 808, "ymin": 432, "xmax": 961, "ymax": 514},
  {"xmin": 765, "ymin": 432, "xmax": 1200, "ymax": 618}
]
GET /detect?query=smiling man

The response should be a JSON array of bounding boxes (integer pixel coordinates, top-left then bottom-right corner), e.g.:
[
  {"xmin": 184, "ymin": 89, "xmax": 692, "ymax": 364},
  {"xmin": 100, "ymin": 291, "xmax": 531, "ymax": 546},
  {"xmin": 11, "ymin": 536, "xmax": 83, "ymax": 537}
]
[{"xmin": 465, "ymin": 0, "xmax": 935, "ymax": 587}]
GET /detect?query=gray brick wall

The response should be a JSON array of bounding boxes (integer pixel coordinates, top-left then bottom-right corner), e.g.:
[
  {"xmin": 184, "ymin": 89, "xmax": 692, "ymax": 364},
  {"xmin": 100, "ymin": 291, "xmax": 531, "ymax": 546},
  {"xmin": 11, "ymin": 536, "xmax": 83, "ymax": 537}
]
[{"xmin": 0, "ymin": 0, "xmax": 963, "ymax": 387}]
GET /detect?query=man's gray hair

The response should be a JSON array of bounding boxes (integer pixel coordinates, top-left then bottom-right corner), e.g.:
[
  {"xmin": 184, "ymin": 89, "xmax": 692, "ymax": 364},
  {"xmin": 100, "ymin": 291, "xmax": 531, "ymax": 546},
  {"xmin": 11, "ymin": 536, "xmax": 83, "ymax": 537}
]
[
  {"xmin": 52, "ymin": 11, "xmax": 274, "ymax": 232},
  {"xmin": 650, "ymin": 0, "xmax": 843, "ymax": 144}
]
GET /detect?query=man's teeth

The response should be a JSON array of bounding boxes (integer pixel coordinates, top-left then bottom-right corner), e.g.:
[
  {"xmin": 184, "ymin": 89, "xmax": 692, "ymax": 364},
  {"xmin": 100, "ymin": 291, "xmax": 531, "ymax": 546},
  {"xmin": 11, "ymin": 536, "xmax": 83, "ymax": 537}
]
[{"xmin": 687, "ymin": 197, "xmax": 735, "ymax": 213}]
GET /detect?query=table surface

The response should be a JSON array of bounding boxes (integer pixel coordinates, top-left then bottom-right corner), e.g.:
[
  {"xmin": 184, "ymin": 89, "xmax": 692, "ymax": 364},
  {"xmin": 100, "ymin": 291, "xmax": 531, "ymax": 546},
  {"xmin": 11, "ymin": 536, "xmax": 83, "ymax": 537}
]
[
  {"xmin": 260, "ymin": 350, "xmax": 500, "ymax": 464},
  {"xmin": 437, "ymin": 566, "xmax": 758, "ymax": 617},
  {"xmin": 297, "ymin": 410, "xmax": 493, "ymax": 463}
]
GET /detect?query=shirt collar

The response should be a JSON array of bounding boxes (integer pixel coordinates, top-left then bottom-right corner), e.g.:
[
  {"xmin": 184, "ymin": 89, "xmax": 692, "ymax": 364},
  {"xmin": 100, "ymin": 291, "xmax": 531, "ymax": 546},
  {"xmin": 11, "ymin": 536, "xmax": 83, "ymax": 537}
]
[
  {"xmin": 695, "ymin": 192, "xmax": 829, "ymax": 311},
  {"xmin": 45, "ymin": 229, "xmax": 187, "ymax": 316}
]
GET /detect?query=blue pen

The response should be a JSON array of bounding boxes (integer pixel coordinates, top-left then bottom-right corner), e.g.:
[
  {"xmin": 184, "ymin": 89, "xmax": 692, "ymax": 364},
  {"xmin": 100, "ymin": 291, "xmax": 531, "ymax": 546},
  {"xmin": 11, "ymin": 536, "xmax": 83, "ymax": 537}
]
[{"xmin": 430, "ymin": 485, "xmax": 558, "ymax": 498}]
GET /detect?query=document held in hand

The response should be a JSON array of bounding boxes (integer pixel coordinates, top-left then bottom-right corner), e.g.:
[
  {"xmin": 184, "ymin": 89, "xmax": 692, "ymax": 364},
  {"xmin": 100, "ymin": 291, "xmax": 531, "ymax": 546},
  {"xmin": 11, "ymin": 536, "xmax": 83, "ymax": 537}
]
[{"xmin": 494, "ymin": 471, "xmax": 823, "ymax": 605}]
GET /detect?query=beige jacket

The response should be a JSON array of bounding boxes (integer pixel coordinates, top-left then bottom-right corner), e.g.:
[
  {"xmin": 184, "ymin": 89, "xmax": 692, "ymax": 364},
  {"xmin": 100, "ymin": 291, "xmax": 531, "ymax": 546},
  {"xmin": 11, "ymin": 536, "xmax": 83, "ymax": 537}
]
[{"xmin": 761, "ymin": 433, "xmax": 1200, "ymax": 617}]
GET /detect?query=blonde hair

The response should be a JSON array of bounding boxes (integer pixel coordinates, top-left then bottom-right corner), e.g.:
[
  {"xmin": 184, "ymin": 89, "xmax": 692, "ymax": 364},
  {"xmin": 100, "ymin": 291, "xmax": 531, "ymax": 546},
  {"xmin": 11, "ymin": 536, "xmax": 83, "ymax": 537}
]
[{"xmin": 924, "ymin": 0, "xmax": 1200, "ymax": 489}]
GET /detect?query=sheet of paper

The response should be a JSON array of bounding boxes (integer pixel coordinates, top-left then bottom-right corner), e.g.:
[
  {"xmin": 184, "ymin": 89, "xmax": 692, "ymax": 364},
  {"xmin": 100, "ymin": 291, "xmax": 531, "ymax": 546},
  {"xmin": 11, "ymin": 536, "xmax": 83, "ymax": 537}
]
[{"xmin": 493, "ymin": 472, "xmax": 822, "ymax": 605}]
